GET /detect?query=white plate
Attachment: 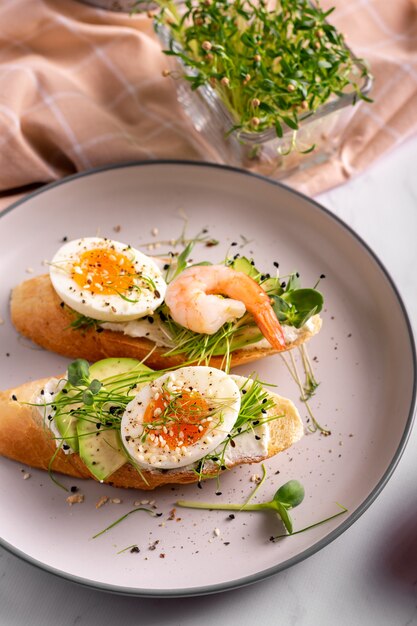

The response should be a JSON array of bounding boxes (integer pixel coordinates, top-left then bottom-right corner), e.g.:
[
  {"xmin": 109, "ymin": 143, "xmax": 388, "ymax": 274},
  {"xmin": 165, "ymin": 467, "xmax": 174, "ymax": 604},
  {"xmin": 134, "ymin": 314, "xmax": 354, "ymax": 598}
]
[{"xmin": 0, "ymin": 162, "xmax": 415, "ymax": 597}]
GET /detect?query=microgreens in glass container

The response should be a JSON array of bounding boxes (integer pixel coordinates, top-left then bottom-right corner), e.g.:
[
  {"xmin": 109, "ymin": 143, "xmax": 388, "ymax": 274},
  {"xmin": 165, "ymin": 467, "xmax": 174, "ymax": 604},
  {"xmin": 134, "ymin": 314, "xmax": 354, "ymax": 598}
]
[{"xmin": 141, "ymin": 0, "xmax": 372, "ymax": 176}]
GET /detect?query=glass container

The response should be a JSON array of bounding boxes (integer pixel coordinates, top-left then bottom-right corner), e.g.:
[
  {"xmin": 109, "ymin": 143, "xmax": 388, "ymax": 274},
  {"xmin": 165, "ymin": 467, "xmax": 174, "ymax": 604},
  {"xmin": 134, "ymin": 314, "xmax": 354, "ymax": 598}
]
[{"xmin": 156, "ymin": 21, "xmax": 373, "ymax": 178}]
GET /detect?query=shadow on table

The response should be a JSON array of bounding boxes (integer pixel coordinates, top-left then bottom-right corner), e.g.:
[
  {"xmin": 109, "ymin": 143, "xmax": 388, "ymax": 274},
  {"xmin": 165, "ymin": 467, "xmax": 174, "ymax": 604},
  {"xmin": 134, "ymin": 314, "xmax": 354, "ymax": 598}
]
[{"xmin": 370, "ymin": 503, "xmax": 417, "ymax": 597}]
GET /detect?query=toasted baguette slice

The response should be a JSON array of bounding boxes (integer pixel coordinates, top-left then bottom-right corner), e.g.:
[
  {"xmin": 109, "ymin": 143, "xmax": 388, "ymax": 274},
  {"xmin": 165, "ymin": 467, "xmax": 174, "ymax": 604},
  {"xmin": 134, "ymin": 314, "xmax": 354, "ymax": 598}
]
[
  {"xmin": 11, "ymin": 275, "xmax": 322, "ymax": 369},
  {"xmin": 0, "ymin": 377, "xmax": 304, "ymax": 490}
]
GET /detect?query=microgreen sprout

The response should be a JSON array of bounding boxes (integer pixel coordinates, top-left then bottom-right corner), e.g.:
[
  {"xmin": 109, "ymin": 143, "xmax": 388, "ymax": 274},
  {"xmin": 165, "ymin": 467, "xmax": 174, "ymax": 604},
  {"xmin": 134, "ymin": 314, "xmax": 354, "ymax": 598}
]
[
  {"xmin": 92, "ymin": 507, "xmax": 157, "ymax": 539},
  {"xmin": 299, "ymin": 344, "xmax": 320, "ymax": 399},
  {"xmin": 177, "ymin": 478, "xmax": 306, "ymax": 534},
  {"xmin": 67, "ymin": 310, "xmax": 101, "ymax": 332},
  {"xmin": 177, "ymin": 476, "xmax": 348, "ymax": 538},
  {"xmin": 193, "ymin": 376, "xmax": 280, "ymax": 483},
  {"xmin": 141, "ymin": 0, "xmax": 372, "ymax": 152},
  {"xmin": 280, "ymin": 349, "xmax": 330, "ymax": 436}
]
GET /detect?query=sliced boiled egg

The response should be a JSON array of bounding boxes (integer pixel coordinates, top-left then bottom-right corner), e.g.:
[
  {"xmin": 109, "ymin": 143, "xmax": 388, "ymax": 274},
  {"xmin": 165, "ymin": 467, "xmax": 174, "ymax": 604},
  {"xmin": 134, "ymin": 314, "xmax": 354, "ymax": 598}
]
[
  {"xmin": 49, "ymin": 237, "xmax": 167, "ymax": 322},
  {"xmin": 120, "ymin": 366, "xmax": 241, "ymax": 470}
]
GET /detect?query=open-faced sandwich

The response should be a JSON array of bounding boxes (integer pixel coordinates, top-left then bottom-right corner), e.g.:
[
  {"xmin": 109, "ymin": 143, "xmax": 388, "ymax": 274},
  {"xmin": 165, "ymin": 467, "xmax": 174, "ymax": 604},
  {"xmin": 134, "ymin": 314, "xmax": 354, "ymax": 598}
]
[
  {"xmin": 0, "ymin": 358, "xmax": 304, "ymax": 490},
  {"xmin": 10, "ymin": 237, "xmax": 323, "ymax": 370}
]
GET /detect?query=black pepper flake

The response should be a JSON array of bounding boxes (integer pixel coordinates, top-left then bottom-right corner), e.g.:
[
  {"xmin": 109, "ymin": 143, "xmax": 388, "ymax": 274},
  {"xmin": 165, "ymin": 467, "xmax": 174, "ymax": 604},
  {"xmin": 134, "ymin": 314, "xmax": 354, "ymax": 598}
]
[
  {"xmin": 215, "ymin": 491, "xmax": 222, "ymax": 496},
  {"xmin": 281, "ymin": 281, "xmax": 286, "ymax": 288},
  {"xmin": 255, "ymin": 435, "xmax": 261, "ymax": 440},
  {"xmin": 163, "ymin": 264, "xmax": 170, "ymax": 270},
  {"xmin": 155, "ymin": 513, "xmax": 163, "ymax": 517},
  {"xmin": 5, "ymin": 353, "xmax": 10, "ymax": 357},
  {"xmin": 40, "ymin": 389, "xmax": 44, "ymax": 396},
  {"xmin": 63, "ymin": 444, "xmax": 70, "ymax": 451},
  {"xmin": 59, "ymin": 301, "xmax": 65, "ymax": 308},
  {"xmin": 231, "ymin": 242, "xmax": 238, "ymax": 246},
  {"xmin": 154, "ymin": 290, "xmax": 161, "ymax": 299},
  {"xmin": 242, "ymin": 389, "xmax": 247, "ymax": 395},
  {"xmin": 224, "ymin": 542, "xmax": 230, "ymax": 546},
  {"xmin": 320, "ymin": 274, "xmax": 326, "ymax": 279},
  {"xmin": 61, "ymin": 236, "xmax": 68, "ymax": 242},
  {"xmin": 11, "ymin": 394, "xmax": 17, "ymax": 401},
  {"xmin": 273, "ymin": 261, "xmax": 279, "ymax": 268},
  {"xmin": 70, "ymin": 485, "xmax": 79, "ymax": 493},
  {"xmin": 197, "ymin": 482, "xmax": 203, "ymax": 489},
  {"xmin": 147, "ymin": 316, "xmax": 155, "ymax": 324},
  {"xmin": 130, "ymin": 546, "xmax": 140, "ymax": 553},
  {"xmin": 228, "ymin": 514, "xmax": 235, "ymax": 520},
  {"xmin": 253, "ymin": 420, "xmax": 260, "ymax": 425},
  {"xmin": 96, "ymin": 423, "xmax": 101, "ymax": 430},
  {"xmin": 269, "ymin": 536, "xmax": 276, "ymax": 542}
]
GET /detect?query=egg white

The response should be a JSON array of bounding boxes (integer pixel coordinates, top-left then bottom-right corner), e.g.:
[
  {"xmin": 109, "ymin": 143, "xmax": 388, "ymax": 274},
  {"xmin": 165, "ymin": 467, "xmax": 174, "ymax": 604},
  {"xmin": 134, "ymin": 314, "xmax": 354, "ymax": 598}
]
[
  {"xmin": 49, "ymin": 237, "xmax": 167, "ymax": 322},
  {"xmin": 120, "ymin": 366, "xmax": 242, "ymax": 470}
]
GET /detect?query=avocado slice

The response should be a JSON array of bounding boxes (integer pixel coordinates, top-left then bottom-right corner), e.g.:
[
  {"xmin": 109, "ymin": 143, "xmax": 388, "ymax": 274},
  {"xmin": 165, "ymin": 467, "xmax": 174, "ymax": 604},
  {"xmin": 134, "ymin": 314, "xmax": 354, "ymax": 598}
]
[
  {"xmin": 76, "ymin": 358, "xmax": 152, "ymax": 481},
  {"xmin": 231, "ymin": 256, "xmax": 260, "ymax": 278},
  {"xmin": 54, "ymin": 387, "xmax": 80, "ymax": 453}
]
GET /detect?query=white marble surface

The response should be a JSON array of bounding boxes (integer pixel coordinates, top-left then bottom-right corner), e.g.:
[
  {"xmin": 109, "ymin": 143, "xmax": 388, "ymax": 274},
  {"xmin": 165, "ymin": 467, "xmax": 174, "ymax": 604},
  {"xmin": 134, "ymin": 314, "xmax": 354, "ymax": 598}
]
[{"xmin": 1, "ymin": 139, "xmax": 417, "ymax": 625}]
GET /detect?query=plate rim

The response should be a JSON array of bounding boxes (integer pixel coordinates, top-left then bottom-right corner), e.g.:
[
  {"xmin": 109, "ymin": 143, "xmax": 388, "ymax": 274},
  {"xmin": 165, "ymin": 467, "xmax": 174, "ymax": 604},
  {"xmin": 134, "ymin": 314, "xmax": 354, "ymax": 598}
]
[{"xmin": 1, "ymin": 159, "xmax": 416, "ymax": 597}]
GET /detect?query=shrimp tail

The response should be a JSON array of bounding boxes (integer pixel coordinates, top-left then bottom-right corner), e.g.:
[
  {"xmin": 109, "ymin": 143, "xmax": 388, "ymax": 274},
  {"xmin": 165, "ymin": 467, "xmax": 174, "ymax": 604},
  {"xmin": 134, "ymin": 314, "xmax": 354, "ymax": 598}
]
[{"xmin": 253, "ymin": 307, "xmax": 286, "ymax": 351}]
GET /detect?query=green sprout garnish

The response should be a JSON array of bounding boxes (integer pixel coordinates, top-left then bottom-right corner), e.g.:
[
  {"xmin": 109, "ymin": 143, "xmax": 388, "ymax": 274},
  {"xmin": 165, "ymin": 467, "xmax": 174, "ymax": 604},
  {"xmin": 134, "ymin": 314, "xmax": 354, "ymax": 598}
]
[
  {"xmin": 280, "ymin": 348, "xmax": 330, "ymax": 436},
  {"xmin": 92, "ymin": 507, "xmax": 158, "ymax": 539},
  {"xmin": 144, "ymin": 0, "xmax": 372, "ymax": 153},
  {"xmin": 299, "ymin": 344, "xmax": 320, "ymax": 399},
  {"xmin": 177, "ymin": 475, "xmax": 348, "ymax": 538},
  {"xmin": 177, "ymin": 479, "xmax": 305, "ymax": 534},
  {"xmin": 67, "ymin": 310, "xmax": 101, "ymax": 332},
  {"xmin": 193, "ymin": 376, "xmax": 279, "ymax": 485}
]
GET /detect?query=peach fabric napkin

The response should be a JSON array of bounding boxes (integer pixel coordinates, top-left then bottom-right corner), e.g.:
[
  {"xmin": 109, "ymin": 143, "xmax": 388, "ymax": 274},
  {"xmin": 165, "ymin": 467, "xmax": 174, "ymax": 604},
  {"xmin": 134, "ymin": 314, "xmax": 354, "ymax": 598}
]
[{"xmin": 0, "ymin": 0, "xmax": 416, "ymax": 201}]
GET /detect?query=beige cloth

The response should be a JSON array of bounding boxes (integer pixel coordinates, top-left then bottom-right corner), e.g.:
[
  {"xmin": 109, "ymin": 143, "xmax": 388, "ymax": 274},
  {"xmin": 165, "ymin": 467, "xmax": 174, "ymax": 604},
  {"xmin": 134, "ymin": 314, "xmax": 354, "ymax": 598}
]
[{"xmin": 0, "ymin": 0, "xmax": 416, "ymax": 199}]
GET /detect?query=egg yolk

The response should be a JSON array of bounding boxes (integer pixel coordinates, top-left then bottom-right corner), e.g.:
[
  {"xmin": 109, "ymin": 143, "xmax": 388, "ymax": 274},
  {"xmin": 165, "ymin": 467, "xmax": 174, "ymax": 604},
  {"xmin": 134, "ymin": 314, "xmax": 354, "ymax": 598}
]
[
  {"xmin": 71, "ymin": 248, "xmax": 136, "ymax": 296},
  {"xmin": 143, "ymin": 390, "xmax": 210, "ymax": 450}
]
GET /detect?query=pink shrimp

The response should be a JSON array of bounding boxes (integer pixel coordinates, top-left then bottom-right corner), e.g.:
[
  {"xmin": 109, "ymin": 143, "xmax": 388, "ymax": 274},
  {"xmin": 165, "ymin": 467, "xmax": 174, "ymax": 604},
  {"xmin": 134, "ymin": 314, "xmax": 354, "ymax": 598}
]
[{"xmin": 164, "ymin": 265, "xmax": 286, "ymax": 350}]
